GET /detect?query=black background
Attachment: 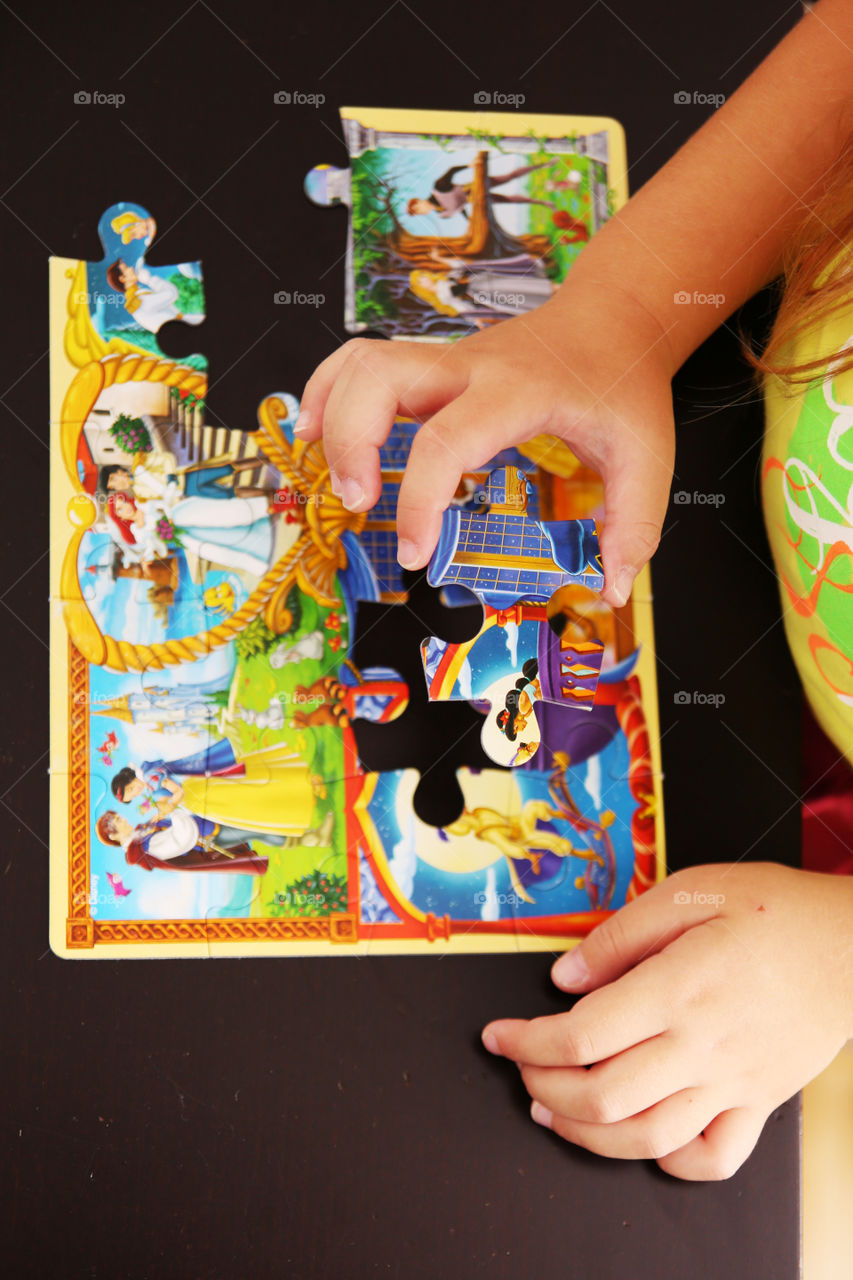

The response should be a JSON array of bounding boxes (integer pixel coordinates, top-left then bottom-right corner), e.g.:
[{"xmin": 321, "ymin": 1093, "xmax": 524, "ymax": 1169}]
[{"xmin": 1, "ymin": 2, "xmax": 803, "ymax": 1277}]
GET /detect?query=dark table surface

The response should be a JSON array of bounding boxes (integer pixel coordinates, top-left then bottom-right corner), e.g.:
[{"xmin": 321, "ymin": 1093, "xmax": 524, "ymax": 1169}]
[{"xmin": 1, "ymin": 2, "xmax": 803, "ymax": 1276}]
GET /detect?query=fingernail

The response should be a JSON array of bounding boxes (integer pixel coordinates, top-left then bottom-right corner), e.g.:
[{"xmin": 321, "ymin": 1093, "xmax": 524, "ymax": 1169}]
[
  {"xmin": 329, "ymin": 470, "xmax": 342, "ymax": 497},
  {"xmin": 397, "ymin": 538, "xmax": 420, "ymax": 570},
  {"xmin": 481, "ymin": 1029, "xmax": 500, "ymax": 1055},
  {"xmin": 531, "ymin": 1101, "xmax": 553, "ymax": 1129},
  {"xmin": 293, "ymin": 412, "xmax": 311, "ymax": 435},
  {"xmin": 340, "ymin": 477, "xmax": 365, "ymax": 511},
  {"xmin": 609, "ymin": 567, "xmax": 635, "ymax": 608},
  {"xmin": 552, "ymin": 947, "xmax": 590, "ymax": 991}
]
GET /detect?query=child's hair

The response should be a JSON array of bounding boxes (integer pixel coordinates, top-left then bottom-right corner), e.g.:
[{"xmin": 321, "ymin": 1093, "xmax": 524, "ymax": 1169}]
[{"xmin": 749, "ymin": 144, "xmax": 853, "ymax": 383}]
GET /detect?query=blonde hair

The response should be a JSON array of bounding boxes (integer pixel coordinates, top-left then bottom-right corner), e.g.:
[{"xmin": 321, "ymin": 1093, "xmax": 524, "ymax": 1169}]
[
  {"xmin": 408, "ymin": 269, "xmax": 459, "ymax": 317},
  {"xmin": 749, "ymin": 146, "xmax": 853, "ymax": 383}
]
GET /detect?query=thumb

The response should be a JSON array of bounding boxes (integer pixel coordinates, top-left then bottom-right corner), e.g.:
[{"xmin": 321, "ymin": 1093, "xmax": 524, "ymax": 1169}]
[
  {"xmin": 550, "ymin": 874, "xmax": 723, "ymax": 993},
  {"xmin": 596, "ymin": 428, "xmax": 674, "ymax": 608}
]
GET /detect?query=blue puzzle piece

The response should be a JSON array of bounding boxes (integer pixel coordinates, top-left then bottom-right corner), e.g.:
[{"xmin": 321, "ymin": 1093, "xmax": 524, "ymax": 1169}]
[
  {"xmin": 426, "ymin": 466, "xmax": 603, "ymax": 606},
  {"xmin": 422, "ymin": 466, "xmax": 605, "ymax": 766}
]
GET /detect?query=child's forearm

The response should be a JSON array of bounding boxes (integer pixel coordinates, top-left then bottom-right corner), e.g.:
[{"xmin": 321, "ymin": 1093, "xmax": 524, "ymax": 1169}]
[{"xmin": 559, "ymin": 0, "xmax": 853, "ymax": 373}]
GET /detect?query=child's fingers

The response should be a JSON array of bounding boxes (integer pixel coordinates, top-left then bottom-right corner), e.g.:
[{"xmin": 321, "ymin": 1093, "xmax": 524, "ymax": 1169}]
[
  {"xmin": 549, "ymin": 871, "xmax": 722, "ymax": 994},
  {"xmin": 483, "ymin": 952, "xmax": 675, "ymax": 1067},
  {"xmin": 655, "ymin": 1105, "xmax": 767, "ymax": 1181},
  {"xmin": 394, "ymin": 390, "xmax": 519, "ymax": 569},
  {"xmin": 536, "ymin": 1087, "xmax": 722, "ymax": 1164},
  {"xmin": 302, "ymin": 340, "xmax": 465, "ymax": 506},
  {"xmin": 295, "ymin": 340, "xmax": 365, "ymax": 442},
  {"xmin": 596, "ymin": 424, "xmax": 674, "ymax": 607},
  {"xmin": 519, "ymin": 1032, "xmax": 693, "ymax": 1126}
]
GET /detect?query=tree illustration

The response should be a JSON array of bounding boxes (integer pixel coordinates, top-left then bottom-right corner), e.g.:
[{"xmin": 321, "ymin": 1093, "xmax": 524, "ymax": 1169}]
[{"xmin": 350, "ymin": 150, "xmax": 555, "ymax": 338}]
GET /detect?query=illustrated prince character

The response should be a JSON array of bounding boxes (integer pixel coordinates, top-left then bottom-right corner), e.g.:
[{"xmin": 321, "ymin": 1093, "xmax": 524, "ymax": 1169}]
[
  {"xmin": 104, "ymin": 259, "xmax": 203, "ymax": 332},
  {"xmin": 103, "ymin": 468, "xmax": 276, "ymax": 579},
  {"xmin": 109, "ymin": 741, "xmax": 335, "ymax": 849},
  {"xmin": 101, "ymin": 450, "xmax": 279, "ymax": 503},
  {"xmin": 96, "ymin": 808, "xmax": 270, "ymax": 875},
  {"xmin": 406, "ymin": 161, "xmax": 559, "ymax": 219},
  {"xmin": 99, "ymin": 742, "xmax": 336, "ymax": 876}
]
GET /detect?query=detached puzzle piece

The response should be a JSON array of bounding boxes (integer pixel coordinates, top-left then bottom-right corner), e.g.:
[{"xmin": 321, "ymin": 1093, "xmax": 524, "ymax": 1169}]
[
  {"xmin": 422, "ymin": 466, "xmax": 604, "ymax": 766},
  {"xmin": 82, "ymin": 202, "xmax": 205, "ymax": 364},
  {"xmin": 304, "ymin": 106, "xmax": 623, "ymax": 340},
  {"xmin": 427, "ymin": 466, "xmax": 603, "ymax": 601}
]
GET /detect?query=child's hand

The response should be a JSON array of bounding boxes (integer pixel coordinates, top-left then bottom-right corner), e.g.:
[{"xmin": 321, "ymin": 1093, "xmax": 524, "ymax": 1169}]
[
  {"xmin": 296, "ymin": 284, "xmax": 676, "ymax": 606},
  {"xmin": 481, "ymin": 863, "xmax": 853, "ymax": 1180}
]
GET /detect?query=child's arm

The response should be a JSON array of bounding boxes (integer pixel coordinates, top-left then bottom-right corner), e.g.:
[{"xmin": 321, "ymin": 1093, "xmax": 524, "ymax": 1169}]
[{"xmin": 297, "ymin": 0, "xmax": 853, "ymax": 605}]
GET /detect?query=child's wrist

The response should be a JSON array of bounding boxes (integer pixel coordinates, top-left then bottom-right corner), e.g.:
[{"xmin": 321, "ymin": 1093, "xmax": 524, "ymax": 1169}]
[
  {"xmin": 545, "ymin": 264, "xmax": 681, "ymax": 381},
  {"xmin": 553, "ymin": 217, "xmax": 730, "ymax": 376}
]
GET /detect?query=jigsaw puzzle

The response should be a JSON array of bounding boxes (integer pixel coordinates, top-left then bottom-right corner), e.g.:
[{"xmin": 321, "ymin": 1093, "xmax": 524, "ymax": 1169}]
[
  {"xmin": 50, "ymin": 184, "xmax": 662, "ymax": 960},
  {"xmin": 305, "ymin": 106, "xmax": 627, "ymax": 340}
]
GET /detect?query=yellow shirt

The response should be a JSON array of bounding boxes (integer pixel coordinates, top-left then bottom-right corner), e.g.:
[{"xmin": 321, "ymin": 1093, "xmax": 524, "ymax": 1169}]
[{"xmin": 763, "ymin": 308, "xmax": 853, "ymax": 754}]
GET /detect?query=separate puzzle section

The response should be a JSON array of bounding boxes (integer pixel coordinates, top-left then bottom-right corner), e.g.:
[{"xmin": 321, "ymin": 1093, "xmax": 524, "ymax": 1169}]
[
  {"xmin": 422, "ymin": 466, "xmax": 605, "ymax": 767},
  {"xmin": 305, "ymin": 105, "xmax": 627, "ymax": 340},
  {"xmin": 62, "ymin": 201, "xmax": 206, "ymax": 370}
]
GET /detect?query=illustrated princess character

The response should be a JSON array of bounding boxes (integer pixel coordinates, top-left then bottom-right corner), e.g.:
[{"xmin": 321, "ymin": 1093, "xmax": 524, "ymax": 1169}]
[
  {"xmin": 495, "ymin": 658, "xmax": 542, "ymax": 764},
  {"xmin": 106, "ymin": 482, "xmax": 275, "ymax": 579},
  {"xmin": 110, "ymin": 210, "xmax": 157, "ymax": 248}
]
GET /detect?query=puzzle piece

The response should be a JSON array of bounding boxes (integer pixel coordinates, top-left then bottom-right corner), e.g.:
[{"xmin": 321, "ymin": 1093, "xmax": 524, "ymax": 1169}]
[
  {"xmin": 305, "ymin": 106, "xmax": 625, "ymax": 340},
  {"xmin": 427, "ymin": 466, "xmax": 603, "ymax": 602},
  {"xmin": 421, "ymin": 465, "xmax": 604, "ymax": 765},
  {"xmin": 88, "ymin": 202, "xmax": 206, "ymax": 364}
]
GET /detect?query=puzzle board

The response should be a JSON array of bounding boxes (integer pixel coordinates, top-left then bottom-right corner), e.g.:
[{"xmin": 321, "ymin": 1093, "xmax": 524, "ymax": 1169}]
[{"xmin": 50, "ymin": 179, "xmax": 663, "ymax": 961}]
